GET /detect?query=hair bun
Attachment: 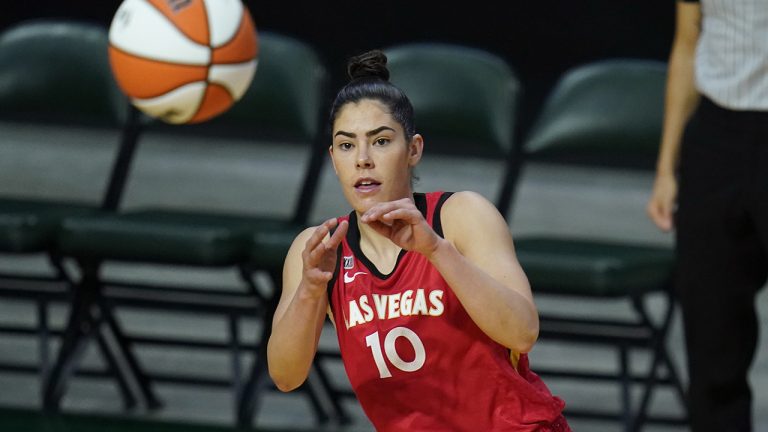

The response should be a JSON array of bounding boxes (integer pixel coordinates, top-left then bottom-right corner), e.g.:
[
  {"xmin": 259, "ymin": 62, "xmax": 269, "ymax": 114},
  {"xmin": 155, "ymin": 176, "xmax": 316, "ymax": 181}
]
[{"xmin": 347, "ymin": 50, "xmax": 390, "ymax": 82}]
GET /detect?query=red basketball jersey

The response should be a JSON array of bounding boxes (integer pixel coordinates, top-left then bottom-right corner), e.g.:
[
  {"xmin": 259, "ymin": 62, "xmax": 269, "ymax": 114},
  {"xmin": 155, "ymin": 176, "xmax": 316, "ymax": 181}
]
[{"xmin": 328, "ymin": 192, "xmax": 570, "ymax": 431}]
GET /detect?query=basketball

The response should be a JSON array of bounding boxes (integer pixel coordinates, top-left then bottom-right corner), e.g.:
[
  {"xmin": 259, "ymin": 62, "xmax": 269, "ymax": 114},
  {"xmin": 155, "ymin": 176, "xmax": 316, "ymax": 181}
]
[{"xmin": 107, "ymin": 0, "xmax": 258, "ymax": 124}]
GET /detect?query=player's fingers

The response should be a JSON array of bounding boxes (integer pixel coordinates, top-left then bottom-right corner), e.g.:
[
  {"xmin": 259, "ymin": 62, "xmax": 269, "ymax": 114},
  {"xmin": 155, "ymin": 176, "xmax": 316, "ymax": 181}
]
[
  {"xmin": 304, "ymin": 218, "xmax": 336, "ymax": 252},
  {"xmin": 327, "ymin": 220, "xmax": 348, "ymax": 249},
  {"xmin": 303, "ymin": 219, "xmax": 337, "ymax": 264},
  {"xmin": 380, "ymin": 207, "xmax": 421, "ymax": 224},
  {"xmin": 362, "ymin": 200, "xmax": 416, "ymax": 223},
  {"xmin": 306, "ymin": 223, "xmax": 345, "ymax": 265},
  {"xmin": 362, "ymin": 199, "xmax": 409, "ymax": 219},
  {"xmin": 307, "ymin": 239, "xmax": 333, "ymax": 265},
  {"xmin": 364, "ymin": 219, "xmax": 392, "ymax": 238}
]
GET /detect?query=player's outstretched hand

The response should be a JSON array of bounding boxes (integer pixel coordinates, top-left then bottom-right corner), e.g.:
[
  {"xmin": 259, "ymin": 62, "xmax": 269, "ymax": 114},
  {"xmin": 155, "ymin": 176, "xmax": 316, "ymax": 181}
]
[
  {"xmin": 301, "ymin": 218, "xmax": 348, "ymax": 296},
  {"xmin": 361, "ymin": 198, "xmax": 440, "ymax": 258}
]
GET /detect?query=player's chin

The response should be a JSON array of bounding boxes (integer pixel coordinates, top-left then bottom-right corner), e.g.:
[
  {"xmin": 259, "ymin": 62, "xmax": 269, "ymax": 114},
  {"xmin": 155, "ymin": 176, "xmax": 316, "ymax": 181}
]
[{"xmin": 349, "ymin": 189, "xmax": 378, "ymax": 205}]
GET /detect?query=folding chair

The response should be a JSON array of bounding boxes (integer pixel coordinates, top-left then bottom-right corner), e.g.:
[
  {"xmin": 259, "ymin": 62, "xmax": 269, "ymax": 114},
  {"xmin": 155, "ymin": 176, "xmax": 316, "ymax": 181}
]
[
  {"xmin": 43, "ymin": 31, "xmax": 334, "ymax": 426},
  {"xmin": 512, "ymin": 59, "xmax": 688, "ymax": 431},
  {"xmin": 0, "ymin": 19, "xmax": 141, "ymax": 406},
  {"xmin": 309, "ymin": 41, "xmax": 523, "ymax": 410}
]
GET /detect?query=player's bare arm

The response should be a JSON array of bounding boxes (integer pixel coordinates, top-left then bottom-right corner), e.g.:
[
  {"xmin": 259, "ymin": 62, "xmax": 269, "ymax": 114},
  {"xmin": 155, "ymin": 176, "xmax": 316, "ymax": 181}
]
[
  {"xmin": 361, "ymin": 192, "xmax": 538, "ymax": 353},
  {"xmin": 435, "ymin": 192, "xmax": 538, "ymax": 353},
  {"xmin": 267, "ymin": 218, "xmax": 348, "ymax": 391}
]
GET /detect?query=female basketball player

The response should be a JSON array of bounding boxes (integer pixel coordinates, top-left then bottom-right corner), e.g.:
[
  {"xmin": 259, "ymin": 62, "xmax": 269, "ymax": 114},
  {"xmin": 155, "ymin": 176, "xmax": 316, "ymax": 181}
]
[{"xmin": 267, "ymin": 50, "xmax": 570, "ymax": 431}]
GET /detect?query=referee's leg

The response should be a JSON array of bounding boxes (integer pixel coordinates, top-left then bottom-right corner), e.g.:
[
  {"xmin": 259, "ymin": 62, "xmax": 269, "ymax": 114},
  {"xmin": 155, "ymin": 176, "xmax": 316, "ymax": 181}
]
[{"xmin": 676, "ymin": 99, "xmax": 768, "ymax": 432}]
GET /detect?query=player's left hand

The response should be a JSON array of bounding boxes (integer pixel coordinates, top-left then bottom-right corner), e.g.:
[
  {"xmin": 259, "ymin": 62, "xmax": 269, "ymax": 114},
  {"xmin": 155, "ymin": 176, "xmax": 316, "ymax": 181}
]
[{"xmin": 360, "ymin": 198, "xmax": 441, "ymax": 257}]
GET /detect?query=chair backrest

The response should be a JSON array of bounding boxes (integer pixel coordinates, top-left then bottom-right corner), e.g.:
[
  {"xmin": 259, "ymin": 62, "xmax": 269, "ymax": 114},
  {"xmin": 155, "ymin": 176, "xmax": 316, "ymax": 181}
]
[
  {"xmin": 0, "ymin": 19, "xmax": 127, "ymax": 127},
  {"xmin": 245, "ymin": 32, "xmax": 328, "ymax": 224},
  {"xmin": 383, "ymin": 43, "xmax": 522, "ymax": 216},
  {"xmin": 0, "ymin": 19, "xmax": 134, "ymax": 207},
  {"xmin": 182, "ymin": 31, "xmax": 328, "ymax": 144},
  {"xmin": 129, "ymin": 31, "xmax": 329, "ymax": 224},
  {"xmin": 522, "ymin": 59, "xmax": 667, "ymax": 169},
  {"xmin": 385, "ymin": 43, "xmax": 520, "ymax": 157}
]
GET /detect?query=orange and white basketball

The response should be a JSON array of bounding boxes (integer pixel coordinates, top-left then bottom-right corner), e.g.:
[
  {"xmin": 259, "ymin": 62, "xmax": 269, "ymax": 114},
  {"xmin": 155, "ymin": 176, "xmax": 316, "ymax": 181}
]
[{"xmin": 108, "ymin": 0, "xmax": 258, "ymax": 124}]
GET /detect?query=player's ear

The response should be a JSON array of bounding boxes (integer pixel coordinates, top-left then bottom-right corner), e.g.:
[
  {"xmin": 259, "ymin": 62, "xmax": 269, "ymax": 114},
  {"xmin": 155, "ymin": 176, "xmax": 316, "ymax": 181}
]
[
  {"xmin": 329, "ymin": 145, "xmax": 339, "ymax": 175},
  {"xmin": 408, "ymin": 134, "xmax": 423, "ymax": 167}
]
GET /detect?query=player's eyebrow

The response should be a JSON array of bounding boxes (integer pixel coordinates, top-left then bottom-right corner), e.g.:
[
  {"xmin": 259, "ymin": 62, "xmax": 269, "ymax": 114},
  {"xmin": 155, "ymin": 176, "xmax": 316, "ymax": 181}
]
[
  {"xmin": 334, "ymin": 126, "xmax": 396, "ymax": 138},
  {"xmin": 366, "ymin": 126, "xmax": 396, "ymax": 137}
]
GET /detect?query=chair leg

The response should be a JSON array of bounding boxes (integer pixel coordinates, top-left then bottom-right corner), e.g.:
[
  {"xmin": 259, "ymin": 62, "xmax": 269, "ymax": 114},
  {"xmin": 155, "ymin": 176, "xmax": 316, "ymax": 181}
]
[
  {"xmin": 238, "ymin": 265, "xmax": 267, "ymax": 303},
  {"xmin": 618, "ymin": 344, "xmax": 632, "ymax": 432},
  {"xmin": 302, "ymin": 368, "xmax": 332, "ymax": 424},
  {"xmin": 94, "ymin": 325, "xmax": 138, "ymax": 410},
  {"xmin": 236, "ymin": 267, "xmax": 276, "ymax": 427},
  {"xmin": 229, "ymin": 314, "xmax": 243, "ymax": 422},
  {"xmin": 42, "ymin": 274, "xmax": 98, "ymax": 411},
  {"xmin": 43, "ymin": 260, "xmax": 160, "ymax": 412},
  {"xmin": 631, "ymin": 290, "xmax": 689, "ymax": 430},
  {"xmin": 311, "ymin": 355, "xmax": 351, "ymax": 424},
  {"xmin": 40, "ymin": 251, "xmax": 70, "ymax": 391},
  {"xmin": 237, "ymin": 267, "xmax": 351, "ymax": 427},
  {"xmin": 37, "ymin": 300, "xmax": 51, "ymax": 389},
  {"xmin": 237, "ymin": 326, "xmax": 338, "ymax": 428},
  {"xmin": 632, "ymin": 343, "xmax": 663, "ymax": 432},
  {"xmin": 663, "ymin": 350, "xmax": 688, "ymax": 413},
  {"xmin": 236, "ymin": 306, "xmax": 274, "ymax": 428},
  {"xmin": 656, "ymin": 291, "xmax": 689, "ymax": 414},
  {"xmin": 99, "ymin": 298, "xmax": 162, "ymax": 409}
]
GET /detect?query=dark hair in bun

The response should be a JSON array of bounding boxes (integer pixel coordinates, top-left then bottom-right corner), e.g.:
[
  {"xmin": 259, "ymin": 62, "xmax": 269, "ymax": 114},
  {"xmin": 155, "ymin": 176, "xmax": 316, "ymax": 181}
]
[
  {"xmin": 329, "ymin": 50, "xmax": 415, "ymax": 141},
  {"xmin": 347, "ymin": 50, "xmax": 390, "ymax": 81}
]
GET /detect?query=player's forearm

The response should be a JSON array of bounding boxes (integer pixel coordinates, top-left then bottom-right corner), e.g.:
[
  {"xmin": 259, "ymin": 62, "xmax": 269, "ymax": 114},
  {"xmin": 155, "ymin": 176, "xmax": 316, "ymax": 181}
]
[
  {"xmin": 427, "ymin": 238, "xmax": 538, "ymax": 353},
  {"xmin": 267, "ymin": 286, "xmax": 327, "ymax": 391}
]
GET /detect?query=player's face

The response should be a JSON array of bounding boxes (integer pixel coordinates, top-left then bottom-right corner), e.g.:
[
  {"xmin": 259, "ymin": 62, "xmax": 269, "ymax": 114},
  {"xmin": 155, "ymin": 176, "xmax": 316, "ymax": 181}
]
[{"xmin": 330, "ymin": 98, "xmax": 423, "ymax": 213}]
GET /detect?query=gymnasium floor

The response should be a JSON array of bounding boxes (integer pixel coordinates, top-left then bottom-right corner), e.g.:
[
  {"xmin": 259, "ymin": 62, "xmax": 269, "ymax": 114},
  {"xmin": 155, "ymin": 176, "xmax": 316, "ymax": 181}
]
[{"xmin": 1, "ymin": 122, "xmax": 767, "ymax": 431}]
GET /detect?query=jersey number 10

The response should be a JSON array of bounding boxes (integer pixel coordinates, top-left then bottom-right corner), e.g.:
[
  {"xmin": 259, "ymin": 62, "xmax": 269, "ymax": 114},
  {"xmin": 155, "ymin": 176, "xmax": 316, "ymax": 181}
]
[{"xmin": 365, "ymin": 327, "xmax": 426, "ymax": 378}]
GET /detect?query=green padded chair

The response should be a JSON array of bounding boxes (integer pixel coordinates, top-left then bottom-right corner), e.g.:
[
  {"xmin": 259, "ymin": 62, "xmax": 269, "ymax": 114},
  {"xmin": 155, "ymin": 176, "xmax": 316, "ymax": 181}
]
[
  {"xmin": 387, "ymin": 42, "xmax": 522, "ymax": 216},
  {"xmin": 0, "ymin": 19, "xmax": 143, "ymax": 406},
  {"xmin": 45, "ymin": 31, "xmax": 334, "ymax": 425},
  {"xmin": 308, "ymin": 41, "xmax": 523, "ymax": 409},
  {"xmin": 513, "ymin": 59, "xmax": 687, "ymax": 431}
]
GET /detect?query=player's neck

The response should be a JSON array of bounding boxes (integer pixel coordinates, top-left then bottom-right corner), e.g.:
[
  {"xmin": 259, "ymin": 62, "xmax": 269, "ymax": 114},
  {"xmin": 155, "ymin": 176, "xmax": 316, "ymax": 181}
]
[{"xmin": 357, "ymin": 221, "xmax": 401, "ymax": 275}]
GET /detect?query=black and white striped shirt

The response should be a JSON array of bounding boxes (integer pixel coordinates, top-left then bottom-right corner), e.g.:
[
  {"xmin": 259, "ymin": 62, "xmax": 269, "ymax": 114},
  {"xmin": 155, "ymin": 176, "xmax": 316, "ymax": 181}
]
[{"xmin": 683, "ymin": 0, "xmax": 768, "ymax": 110}]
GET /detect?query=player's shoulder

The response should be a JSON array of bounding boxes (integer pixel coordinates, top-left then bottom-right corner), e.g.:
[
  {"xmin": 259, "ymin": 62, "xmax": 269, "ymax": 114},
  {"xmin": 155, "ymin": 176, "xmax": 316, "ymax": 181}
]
[
  {"xmin": 441, "ymin": 190, "xmax": 497, "ymax": 216},
  {"xmin": 440, "ymin": 191, "xmax": 507, "ymax": 240}
]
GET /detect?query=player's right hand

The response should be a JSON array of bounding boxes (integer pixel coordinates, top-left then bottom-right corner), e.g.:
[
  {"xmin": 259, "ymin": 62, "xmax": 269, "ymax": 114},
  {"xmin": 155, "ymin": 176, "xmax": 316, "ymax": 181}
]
[
  {"xmin": 646, "ymin": 173, "xmax": 677, "ymax": 232},
  {"xmin": 301, "ymin": 218, "xmax": 348, "ymax": 297}
]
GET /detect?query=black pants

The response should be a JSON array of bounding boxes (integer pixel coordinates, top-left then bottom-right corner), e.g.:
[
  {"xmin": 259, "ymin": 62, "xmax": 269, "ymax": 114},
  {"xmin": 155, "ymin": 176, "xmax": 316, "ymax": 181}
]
[{"xmin": 676, "ymin": 96, "xmax": 768, "ymax": 432}]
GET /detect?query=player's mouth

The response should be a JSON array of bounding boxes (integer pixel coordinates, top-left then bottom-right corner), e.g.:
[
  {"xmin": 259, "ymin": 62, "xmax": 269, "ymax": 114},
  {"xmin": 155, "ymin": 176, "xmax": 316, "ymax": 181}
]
[{"xmin": 354, "ymin": 178, "xmax": 381, "ymax": 193}]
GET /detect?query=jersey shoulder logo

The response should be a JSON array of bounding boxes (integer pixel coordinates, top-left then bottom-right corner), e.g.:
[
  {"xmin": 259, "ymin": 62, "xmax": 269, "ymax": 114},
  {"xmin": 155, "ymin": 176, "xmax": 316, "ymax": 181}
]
[
  {"xmin": 343, "ymin": 255, "xmax": 354, "ymax": 269},
  {"xmin": 344, "ymin": 271, "xmax": 367, "ymax": 284}
]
